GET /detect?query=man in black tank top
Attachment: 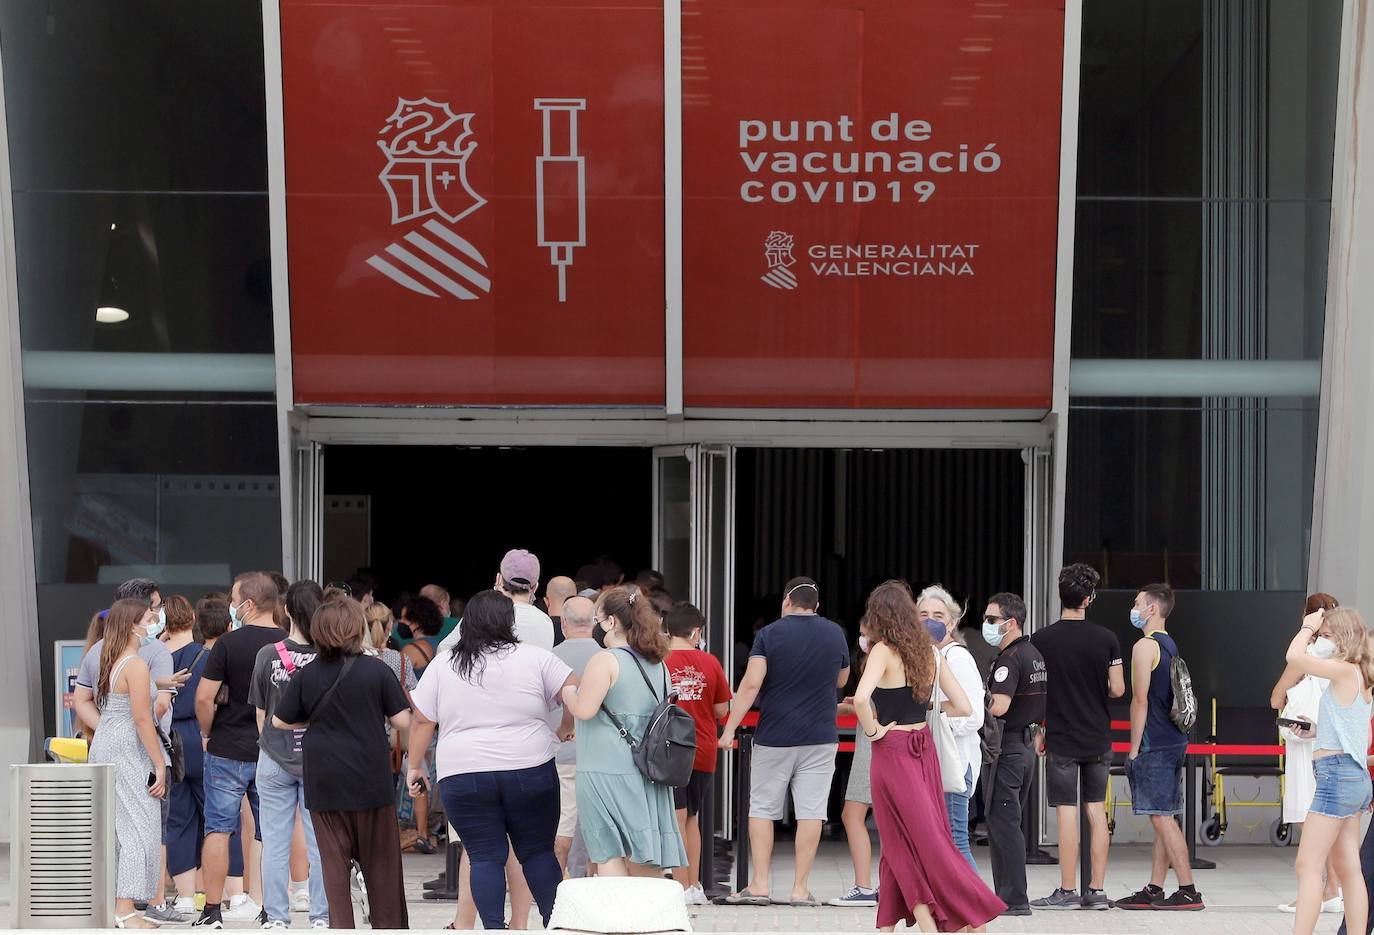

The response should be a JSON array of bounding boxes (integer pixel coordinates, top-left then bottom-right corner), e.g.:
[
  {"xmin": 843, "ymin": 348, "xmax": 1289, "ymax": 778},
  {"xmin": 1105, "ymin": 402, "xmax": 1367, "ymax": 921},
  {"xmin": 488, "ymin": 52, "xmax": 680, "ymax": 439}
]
[
  {"xmin": 1116, "ymin": 585, "xmax": 1203, "ymax": 911},
  {"xmin": 982, "ymin": 592, "xmax": 1045, "ymax": 917}
]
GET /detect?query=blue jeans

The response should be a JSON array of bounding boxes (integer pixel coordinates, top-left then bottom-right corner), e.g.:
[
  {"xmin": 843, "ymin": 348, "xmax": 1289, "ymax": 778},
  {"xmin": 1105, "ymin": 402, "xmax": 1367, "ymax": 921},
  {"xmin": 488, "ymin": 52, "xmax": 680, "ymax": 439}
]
[
  {"xmin": 203, "ymin": 753, "xmax": 260, "ymax": 836},
  {"xmin": 438, "ymin": 760, "xmax": 562, "ymax": 930},
  {"xmin": 257, "ymin": 752, "xmax": 328, "ymax": 924},
  {"xmin": 944, "ymin": 765, "xmax": 977, "ymax": 872}
]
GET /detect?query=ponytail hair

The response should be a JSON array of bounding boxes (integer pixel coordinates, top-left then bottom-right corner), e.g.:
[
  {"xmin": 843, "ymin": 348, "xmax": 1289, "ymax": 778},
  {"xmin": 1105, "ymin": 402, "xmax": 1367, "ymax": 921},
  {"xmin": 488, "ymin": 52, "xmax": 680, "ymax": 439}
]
[{"xmin": 602, "ymin": 587, "xmax": 669, "ymax": 664}]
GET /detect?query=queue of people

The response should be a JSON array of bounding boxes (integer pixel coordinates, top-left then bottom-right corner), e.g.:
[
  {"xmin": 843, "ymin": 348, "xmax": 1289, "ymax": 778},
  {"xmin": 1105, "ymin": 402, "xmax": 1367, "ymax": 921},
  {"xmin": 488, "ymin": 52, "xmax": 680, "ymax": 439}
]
[{"xmin": 73, "ymin": 553, "xmax": 1374, "ymax": 934}]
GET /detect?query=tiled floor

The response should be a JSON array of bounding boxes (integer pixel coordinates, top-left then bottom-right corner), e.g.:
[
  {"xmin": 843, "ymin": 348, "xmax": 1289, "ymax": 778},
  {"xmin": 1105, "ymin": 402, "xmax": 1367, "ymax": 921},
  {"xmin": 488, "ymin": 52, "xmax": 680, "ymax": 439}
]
[{"xmin": 0, "ymin": 839, "xmax": 1347, "ymax": 931}]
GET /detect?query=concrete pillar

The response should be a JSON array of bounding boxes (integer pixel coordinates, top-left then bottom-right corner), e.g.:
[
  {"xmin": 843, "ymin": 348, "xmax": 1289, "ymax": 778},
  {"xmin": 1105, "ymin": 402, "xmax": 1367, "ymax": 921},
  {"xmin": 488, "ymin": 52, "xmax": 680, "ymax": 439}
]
[{"xmin": 1309, "ymin": 0, "xmax": 1374, "ymax": 612}]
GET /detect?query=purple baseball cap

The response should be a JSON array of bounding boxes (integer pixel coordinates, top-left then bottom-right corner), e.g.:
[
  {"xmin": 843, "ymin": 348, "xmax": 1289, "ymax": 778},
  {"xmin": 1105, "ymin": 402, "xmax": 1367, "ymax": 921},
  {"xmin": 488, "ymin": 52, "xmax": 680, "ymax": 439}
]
[{"xmin": 500, "ymin": 548, "xmax": 540, "ymax": 589}]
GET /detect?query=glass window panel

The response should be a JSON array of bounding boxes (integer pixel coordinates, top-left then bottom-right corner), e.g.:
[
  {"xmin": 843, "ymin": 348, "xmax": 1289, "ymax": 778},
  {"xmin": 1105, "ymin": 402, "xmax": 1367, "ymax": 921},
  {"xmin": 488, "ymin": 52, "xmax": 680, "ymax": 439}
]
[
  {"xmin": 11, "ymin": 192, "xmax": 271, "ymax": 354},
  {"xmin": 1266, "ymin": 0, "xmax": 1343, "ymax": 201},
  {"xmin": 0, "ymin": 0, "xmax": 268, "ymax": 195},
  {"xmin": 1071, "ymin": 200, "xmax": 1203, "ymax": 359},
  {"xmin": 1077, "ymin": 0, "xmax": 1203, "ymax": 198},
  {"xmin": 24, "ymin": 402, "xmax": 281, "ymax": 587}
]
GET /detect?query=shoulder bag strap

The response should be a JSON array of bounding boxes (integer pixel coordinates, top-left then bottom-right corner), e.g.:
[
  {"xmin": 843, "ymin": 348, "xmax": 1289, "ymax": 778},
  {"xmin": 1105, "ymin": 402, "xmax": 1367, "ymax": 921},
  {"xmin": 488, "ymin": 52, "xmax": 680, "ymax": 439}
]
[
  {"xmin": 309, "ymin": 656, "xmax": 358, "ymax": 722},
  {"xmin": 929, "ymin": 646, "xmax": 942, "ymax": 708},
  {"xmin": 616, "ymin": 647, "xmax": 662, "ymax": 702},
  {"xmin": 274, "ymin": 641, "xmax": 296, "ymax": 676},
  {"xmin": 189, "ymin": 646, "xmax": 210, "ymax": 672},
  {"xmin": 414, "ymin": 640, "xmax": 436, "ymax": 665},
  {"xmin": 600, "ymin": 649, "xmax": 656, "ymax": 747}
]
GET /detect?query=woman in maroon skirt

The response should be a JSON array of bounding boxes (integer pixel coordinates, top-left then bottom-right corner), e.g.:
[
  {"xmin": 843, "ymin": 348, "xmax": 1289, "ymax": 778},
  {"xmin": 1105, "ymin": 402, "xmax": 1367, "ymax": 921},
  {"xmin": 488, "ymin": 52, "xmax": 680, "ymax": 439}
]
[{"xmin": 855, "ymin": 581, "xmax": 1006, "ymax": 932}]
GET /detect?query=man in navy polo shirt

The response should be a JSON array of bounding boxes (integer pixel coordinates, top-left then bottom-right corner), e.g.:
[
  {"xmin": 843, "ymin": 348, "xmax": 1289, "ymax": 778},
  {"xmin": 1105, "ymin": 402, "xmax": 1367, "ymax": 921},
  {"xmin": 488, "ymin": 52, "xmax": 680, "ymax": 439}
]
[{"xmin": 719, "ymin": 576, "xmax": 850, "ymax": 906}]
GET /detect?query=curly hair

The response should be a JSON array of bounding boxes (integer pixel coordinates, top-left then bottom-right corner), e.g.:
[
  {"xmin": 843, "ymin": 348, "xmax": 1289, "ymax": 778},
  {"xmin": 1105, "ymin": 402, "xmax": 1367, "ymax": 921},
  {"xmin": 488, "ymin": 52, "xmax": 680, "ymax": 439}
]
[{"xmin": 865, "ymin": 580, "xmax": 934, "ymax": 702}]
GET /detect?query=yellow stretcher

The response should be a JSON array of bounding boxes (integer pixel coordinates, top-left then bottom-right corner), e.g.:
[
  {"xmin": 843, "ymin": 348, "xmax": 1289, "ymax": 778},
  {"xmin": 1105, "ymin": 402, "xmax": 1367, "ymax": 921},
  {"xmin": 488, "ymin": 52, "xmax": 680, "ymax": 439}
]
[{"xmin": 45, "ymin": 737, "xmax": 89, "ymax": 764}]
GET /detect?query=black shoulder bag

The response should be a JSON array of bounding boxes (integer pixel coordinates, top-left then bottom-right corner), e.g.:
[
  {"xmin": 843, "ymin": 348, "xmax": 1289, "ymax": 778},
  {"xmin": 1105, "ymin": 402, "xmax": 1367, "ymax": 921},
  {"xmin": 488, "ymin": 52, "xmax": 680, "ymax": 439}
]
[{"xmin": 600, "ymin": 648, "xmax": 697, "ymax": 788}]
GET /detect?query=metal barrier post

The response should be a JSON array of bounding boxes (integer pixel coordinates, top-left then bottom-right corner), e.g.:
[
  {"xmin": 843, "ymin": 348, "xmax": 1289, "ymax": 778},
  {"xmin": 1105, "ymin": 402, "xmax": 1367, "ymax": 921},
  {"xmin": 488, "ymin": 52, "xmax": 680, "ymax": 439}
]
[
  {"xmin": 1078, "ymin": 766, "xmax": 1092, "ymax": 896},
  {"xmin": 1186, "ymin": 744, "xmax": 1215, "ymax": 870},
  {"xmin": 1025, "ymin": 753, "xmax": 1055, "ymax": 864},
  {"xmin": 734, "ymin": 731, "xmax": 753, "ymax": 893},
  {"xmin": 700, "ymin": 764, "xmax": 716, "ymax": 896}
]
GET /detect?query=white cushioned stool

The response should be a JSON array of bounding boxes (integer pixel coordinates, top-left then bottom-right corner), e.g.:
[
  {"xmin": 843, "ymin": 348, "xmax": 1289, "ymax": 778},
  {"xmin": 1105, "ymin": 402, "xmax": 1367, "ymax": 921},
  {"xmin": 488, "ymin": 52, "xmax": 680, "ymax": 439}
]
[{"xmin": 547, "ymin": 877, "xmax": 692, "ymax": 933}]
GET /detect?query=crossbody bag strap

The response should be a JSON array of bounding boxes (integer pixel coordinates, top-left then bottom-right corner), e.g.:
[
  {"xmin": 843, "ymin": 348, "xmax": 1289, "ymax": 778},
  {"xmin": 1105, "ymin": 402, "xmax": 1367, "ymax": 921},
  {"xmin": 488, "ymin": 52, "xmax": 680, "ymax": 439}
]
[
  {"xmin": 189, "ymin": 646, "xmax": 210, "ymax": 672},
  {"xmin": 274, "ymin": 641, "xmax": 296, "ymax": 676},
  {"xmin": 309, "ymin": 656, "xmax": 357, "ymax": 722},
  {"xmin": 928, "ymin": 646, "xmax": 942, "ymax": 709},
  {"xmin": 600, "ymin": 648, "xmax": 658, "ymax": 748}
]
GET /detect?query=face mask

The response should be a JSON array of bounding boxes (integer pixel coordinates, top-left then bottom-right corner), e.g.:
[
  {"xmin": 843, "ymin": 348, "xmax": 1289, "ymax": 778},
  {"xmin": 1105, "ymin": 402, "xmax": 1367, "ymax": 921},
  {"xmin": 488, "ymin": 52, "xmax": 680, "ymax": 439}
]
[
  {"xmin": 158, "ymin": 606, "xmax": 167, "ymax": 631},
  {"xmin": 230, "ymin": 600, "xmax": 246, "ymax": 630},
  {"xmin": 1309, "ymin": 637, "xmax": 1337, "ymax": 660},
  {"xmin": 858, "ymin": 635, "xmax": 871, "ymax": 654},
  {"xmin": 982, "ymin": 622, "xmax": 1006, "ymax": 647},
  {"xmin": 697, "ymin": 639, "xmax": 707, "ymax": 652},
  {"xmin": 1129, "ymin": 608, "xmax": 1148, "ymax": 630},
  {"xmin": 923, "ymin": 619, "xmax": 947, "ymax": 643},
  {"xmin": 141, "ymin": 615, "xmax": 165, "ymax": 645}
]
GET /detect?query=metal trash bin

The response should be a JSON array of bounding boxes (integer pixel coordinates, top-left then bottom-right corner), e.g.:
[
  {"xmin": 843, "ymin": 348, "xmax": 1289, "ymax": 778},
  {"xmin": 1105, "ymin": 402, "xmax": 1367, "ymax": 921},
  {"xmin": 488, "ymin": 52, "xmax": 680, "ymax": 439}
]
[{"xmin": 10, "ymin": 763, "xmax": 115, "ymax": 928}]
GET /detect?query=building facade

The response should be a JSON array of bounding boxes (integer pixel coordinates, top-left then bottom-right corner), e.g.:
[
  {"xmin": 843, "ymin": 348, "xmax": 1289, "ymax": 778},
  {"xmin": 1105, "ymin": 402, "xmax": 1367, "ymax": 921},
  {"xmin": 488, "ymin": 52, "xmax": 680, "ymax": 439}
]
[{"xmin": 0, "ymin": 0, "xmax": 1371, "ymax": 836}]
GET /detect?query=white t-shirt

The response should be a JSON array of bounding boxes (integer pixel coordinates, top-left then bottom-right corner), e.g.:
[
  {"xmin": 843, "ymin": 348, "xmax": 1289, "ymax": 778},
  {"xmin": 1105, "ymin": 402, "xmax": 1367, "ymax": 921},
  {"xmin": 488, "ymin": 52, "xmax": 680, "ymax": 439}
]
[
  {"xmin": 410, "ymin": 643, "xmax": 572, "ymax": 779},
  {"xmin": 933, "ymin": 642, "xmax": 987, "ymax": 793},
  {"xmin": 438, "ymin": 600, "xmax": 556, "ymax": 653}
]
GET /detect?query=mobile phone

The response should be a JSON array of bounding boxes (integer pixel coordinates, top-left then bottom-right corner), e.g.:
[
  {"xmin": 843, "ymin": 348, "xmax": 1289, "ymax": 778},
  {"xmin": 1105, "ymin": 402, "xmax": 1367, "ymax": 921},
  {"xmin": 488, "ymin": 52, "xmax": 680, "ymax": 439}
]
[
  {"xmin": 1277, "ymin": 716, "xmax": 1313, "ymax": 732},
  {"xmin": 147, "ymin": 771, "xmax": 157, "ymax": 789}
]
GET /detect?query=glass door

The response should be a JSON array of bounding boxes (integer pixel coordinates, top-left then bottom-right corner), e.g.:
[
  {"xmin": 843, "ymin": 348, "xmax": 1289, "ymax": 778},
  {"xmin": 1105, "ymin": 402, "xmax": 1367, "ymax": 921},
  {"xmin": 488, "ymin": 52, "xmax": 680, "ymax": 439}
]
[
  {"xmin": 652, "ymin": 446, "xmax": 695, "ymax": 602},
  {"xmin": 654, "ymin": 443, "xmax": 737, "ymax": 834}
]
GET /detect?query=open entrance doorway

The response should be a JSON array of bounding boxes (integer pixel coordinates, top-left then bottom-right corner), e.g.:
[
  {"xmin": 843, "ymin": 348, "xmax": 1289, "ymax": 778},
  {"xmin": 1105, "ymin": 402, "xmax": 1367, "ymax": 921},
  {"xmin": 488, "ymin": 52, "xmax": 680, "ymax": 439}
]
[
  {"xmin": 305, "ymin": 438, "xmax": 1039, "ymax": 849},
  {"xmin": 322, "ymin": 446, "xmax": 653, "ymax": 603}
]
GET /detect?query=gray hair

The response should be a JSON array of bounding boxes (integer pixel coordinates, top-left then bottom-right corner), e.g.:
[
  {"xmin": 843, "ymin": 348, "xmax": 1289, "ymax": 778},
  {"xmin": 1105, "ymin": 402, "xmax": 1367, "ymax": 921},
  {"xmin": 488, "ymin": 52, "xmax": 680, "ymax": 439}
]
[
  {"xmin": 915, "ymin": 584, "xmax": 966, "ymax": 642},
  {"xmin": 562, "ymin": 596, "xmax": 595, "ymax": 631}
]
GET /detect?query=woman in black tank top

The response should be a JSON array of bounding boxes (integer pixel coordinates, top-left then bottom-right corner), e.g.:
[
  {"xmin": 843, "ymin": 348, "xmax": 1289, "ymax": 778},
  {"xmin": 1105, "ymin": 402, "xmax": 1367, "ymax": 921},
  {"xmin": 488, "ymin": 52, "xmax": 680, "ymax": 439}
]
[{"xmin": 853, "ymin": 581, "xmax": 1005, "ymax": 931}]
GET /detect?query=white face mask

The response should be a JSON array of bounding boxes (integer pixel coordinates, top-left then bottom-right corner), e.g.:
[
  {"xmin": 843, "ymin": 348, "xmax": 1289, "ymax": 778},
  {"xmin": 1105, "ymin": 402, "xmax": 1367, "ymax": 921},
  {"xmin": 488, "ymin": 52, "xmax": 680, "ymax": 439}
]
[
  {"xmin": 1309, "ymin": 636, "xmax": 1338, "ymax": 660},
  {"xmin": 858, "ymin": 635, "xmax": 871, "ymax": 654}
]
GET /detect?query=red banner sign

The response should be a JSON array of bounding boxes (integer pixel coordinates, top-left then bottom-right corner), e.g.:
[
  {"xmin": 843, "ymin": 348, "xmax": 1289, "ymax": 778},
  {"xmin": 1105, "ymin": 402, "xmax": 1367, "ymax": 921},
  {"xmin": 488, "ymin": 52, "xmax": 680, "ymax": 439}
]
[
  {"xmin": 281, "ymin": 1, "xmax": 666, "ymax": 405},
  {"xmin": 682, "ymin": 0, "xmax": 1064, "ymax": 410}
]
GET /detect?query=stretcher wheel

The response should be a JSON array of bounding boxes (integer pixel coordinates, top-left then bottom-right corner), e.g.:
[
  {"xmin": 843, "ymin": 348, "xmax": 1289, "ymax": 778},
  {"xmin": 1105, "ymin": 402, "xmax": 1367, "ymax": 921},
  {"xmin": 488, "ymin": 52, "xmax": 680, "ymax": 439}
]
[
  {"xmin": 1200, "ymin": 816, "xmax": 1224, "ymax": 846},
  {"xmin": 1270, "ymin": 819, "xmax": 1293, "ymax": 847}
]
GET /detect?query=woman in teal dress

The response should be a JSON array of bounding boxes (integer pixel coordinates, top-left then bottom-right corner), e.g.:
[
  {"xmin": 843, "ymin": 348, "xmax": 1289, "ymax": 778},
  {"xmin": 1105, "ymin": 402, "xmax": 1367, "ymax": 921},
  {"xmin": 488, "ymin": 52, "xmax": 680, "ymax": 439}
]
[{"xmin": 561, "ymin": 588, "xmax": 687, "ymax": 875}]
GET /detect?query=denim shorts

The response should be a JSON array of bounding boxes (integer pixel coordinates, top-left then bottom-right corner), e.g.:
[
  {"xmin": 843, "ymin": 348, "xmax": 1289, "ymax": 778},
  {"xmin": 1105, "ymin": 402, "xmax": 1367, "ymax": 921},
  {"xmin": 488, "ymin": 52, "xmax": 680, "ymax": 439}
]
[
  {"xmin": 1126, "ymin": 745, "xmax": 1186, "ymax": 816},
  {"xmin": 1309, "ymin": 754, "xmax": 1374, "ymax": 819},
  {"xmin": 204, "ymin": 753, "xmax": 259, "ymax": 836}
]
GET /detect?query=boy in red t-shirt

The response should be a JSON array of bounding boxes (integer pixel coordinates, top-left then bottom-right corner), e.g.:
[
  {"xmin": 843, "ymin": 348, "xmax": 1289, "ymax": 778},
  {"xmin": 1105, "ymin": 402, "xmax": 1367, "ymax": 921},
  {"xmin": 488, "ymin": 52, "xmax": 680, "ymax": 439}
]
[{"xmin": 665, "ymin": 602, "xmax": 732, "ymax": 904}]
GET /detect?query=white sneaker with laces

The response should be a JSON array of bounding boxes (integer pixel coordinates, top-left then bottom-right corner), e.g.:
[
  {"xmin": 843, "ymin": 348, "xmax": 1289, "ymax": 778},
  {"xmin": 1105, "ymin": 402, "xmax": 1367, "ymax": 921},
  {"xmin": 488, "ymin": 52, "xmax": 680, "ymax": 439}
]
[
  {"xmin": 261, "ymin": 921, "xmax": 288, "ymax": 930},
  {"xmin": 684, "ymin": 884, "xmax": 707, "ymax": 906},
  {"xmin": 223, "ymin": 897, "xmax": 263, "ymax": 923},
  {"xmin": 311, "ymin": 920, "xmax": 330, "ymax": 929}
]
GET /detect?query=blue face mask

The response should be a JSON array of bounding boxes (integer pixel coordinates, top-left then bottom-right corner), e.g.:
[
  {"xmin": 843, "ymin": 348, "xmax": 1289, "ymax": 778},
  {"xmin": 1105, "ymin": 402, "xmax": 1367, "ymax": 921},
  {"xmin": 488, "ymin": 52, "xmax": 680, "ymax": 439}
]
[
  {"xmin": 923, "ymin": 619, "xmax": 947, "ymax": 643},
  {"xmin": 982, "ymin": 621, "xmax": 1006, "ymax": 647},
  {"xmin": 230, "ymin": 600, "xmax": 245, "ymax": 630},
  {"xmin": 1129, "ymin": 608, "xmax": 1148, "ymax": 630},
  {"xmin": 141, "ymin": 613, "xmax": 165, "ymax": 645}
]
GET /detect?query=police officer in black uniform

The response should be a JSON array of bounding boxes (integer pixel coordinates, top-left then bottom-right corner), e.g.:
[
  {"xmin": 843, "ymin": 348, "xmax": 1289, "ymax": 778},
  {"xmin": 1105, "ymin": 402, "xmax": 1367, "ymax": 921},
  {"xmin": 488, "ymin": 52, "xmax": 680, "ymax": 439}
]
[{"xmin": 981, "ymin": 591, "xmax": 1047, "ymax": 916}]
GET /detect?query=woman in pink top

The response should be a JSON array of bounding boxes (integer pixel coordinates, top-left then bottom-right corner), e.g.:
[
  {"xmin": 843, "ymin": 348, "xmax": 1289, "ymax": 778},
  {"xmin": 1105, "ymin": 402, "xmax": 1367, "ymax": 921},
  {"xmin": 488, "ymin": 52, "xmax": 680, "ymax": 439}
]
[{"xmin": 407, "ymin": 590, "xmax": 576, "ymax": 930}]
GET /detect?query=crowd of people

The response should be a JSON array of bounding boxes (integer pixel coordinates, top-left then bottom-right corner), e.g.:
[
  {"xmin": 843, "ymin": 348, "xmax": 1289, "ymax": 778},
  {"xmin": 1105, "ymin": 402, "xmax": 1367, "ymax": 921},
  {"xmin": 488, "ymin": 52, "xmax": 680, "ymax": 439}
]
[{"xmin": 68, "ymin": 553, "xmax": 1374, "ymax": 934}]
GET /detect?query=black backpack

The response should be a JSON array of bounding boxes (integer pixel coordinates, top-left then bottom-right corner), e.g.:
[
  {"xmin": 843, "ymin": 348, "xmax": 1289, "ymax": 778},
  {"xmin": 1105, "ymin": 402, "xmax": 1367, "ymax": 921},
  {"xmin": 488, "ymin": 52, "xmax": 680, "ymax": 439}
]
[{"xmin": 601, "ymin": 648, "xmax": 698, "ymax": 788}]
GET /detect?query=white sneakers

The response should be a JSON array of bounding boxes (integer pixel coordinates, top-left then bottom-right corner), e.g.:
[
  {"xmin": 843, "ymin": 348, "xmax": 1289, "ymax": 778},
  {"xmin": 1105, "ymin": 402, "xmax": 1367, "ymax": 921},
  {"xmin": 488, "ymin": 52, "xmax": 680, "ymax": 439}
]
[
  {"xmin": 1278, "ymin": 895, "xmax": 1344, "ymax": 914},
  {"xmin": 291, "ymin": 887, "xmax": 311, "ymax": 914},
  {"xmin": 683, "ymin": 884, "xmax": 708, "ymax": 906},
  {"xmin": 222, "ymin": 896, "xmax": 263, "ymax": 923}
]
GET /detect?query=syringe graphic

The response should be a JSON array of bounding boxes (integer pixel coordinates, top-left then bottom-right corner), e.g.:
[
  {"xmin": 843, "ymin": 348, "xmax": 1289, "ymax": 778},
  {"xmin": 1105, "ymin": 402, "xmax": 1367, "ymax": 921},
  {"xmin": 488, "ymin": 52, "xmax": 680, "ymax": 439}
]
[{"xmin": 534, "ymin": 98, "xmax": 587, "ymax": 302}]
